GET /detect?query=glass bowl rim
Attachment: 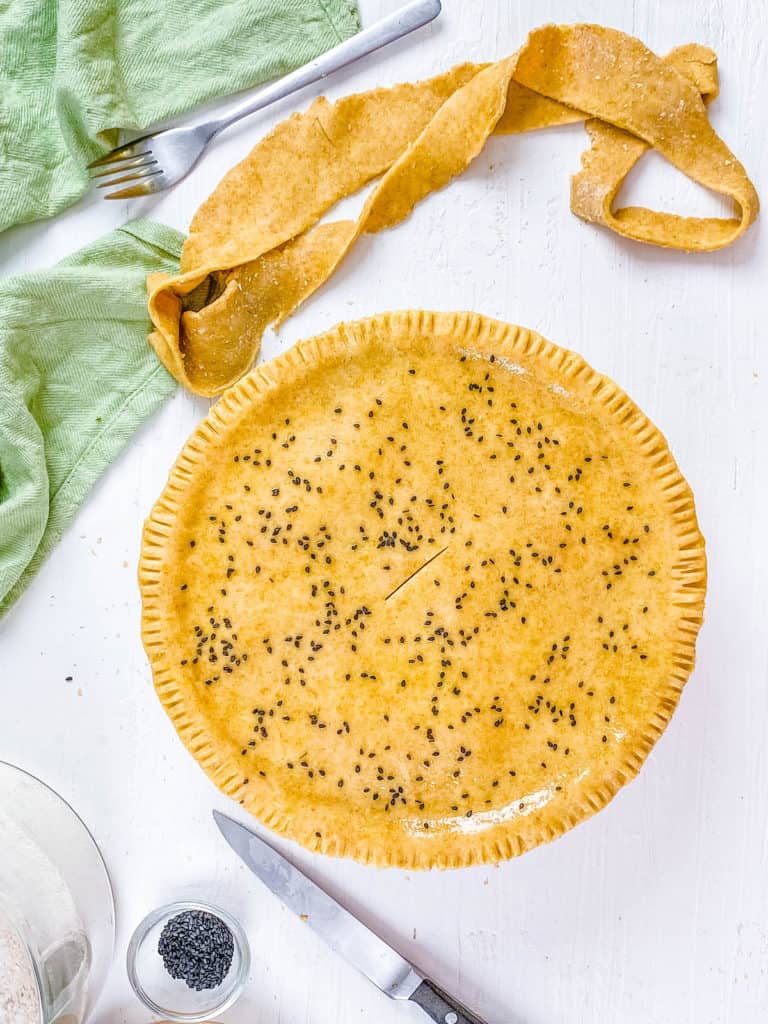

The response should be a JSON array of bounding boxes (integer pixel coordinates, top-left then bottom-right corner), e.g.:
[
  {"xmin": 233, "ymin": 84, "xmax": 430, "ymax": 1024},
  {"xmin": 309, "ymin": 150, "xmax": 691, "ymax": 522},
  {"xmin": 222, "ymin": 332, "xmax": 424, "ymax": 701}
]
[
  {"xmin": 0, "ymin": 760, "xmax": 116, "ymax": 1023},
  {"xmin": 126, "ymin": 898, "xmax": 250, "ymax": 1022}
]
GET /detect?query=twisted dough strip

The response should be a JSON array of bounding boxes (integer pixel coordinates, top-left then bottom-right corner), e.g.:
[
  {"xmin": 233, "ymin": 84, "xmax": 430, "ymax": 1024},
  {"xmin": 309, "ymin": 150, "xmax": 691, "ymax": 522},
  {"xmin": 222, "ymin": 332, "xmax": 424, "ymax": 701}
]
[{"xmin": 148, "ymin": 24, "xmax": 758, "ymax": 396}]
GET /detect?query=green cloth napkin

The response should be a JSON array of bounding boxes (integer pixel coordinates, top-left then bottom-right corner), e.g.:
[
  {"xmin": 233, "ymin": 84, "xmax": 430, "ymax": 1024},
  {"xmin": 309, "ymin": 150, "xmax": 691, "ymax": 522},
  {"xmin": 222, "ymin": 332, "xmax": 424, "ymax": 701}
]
[
  {"xmin": 0, "ymin": 220, "xmax": 184, "ymax": 617},
  {"xmin": 0, "ymin": 0, "xmax": 360, "ymax": 231},
  {"xmin": 0, "ymin": 0, "xmax": 361, "ymax": 614}
]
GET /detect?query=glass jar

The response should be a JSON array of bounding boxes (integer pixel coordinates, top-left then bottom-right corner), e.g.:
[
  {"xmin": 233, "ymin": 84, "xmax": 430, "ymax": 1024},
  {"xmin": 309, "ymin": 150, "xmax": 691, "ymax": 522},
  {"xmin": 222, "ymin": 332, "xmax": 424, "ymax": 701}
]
[{"xmin": 0, "ymin": 762, "xmax": 115, "ymax": 1024}]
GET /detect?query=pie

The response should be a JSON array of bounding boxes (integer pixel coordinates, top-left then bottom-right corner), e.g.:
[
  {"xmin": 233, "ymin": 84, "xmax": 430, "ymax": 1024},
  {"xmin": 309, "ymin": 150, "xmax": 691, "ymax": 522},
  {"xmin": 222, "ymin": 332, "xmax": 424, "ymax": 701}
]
[{"xmin": 140, "ymin": 312, "xmax": 706, "ymax": 867}]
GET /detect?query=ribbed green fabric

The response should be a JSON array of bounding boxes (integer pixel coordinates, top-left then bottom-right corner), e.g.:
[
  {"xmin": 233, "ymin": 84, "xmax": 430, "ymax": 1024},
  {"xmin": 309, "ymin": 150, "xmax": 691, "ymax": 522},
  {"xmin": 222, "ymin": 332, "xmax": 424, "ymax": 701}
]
[
  {"xmin": 0, "ymin": 1, "xmax": 360, "ymax": 614},
  {"xmin": 0, "ymin": 0, "xmax": 360, "ymax": 231},
  {"xmin": 0, "ymin": 220, "xmax": 184, "ymax": 617}
]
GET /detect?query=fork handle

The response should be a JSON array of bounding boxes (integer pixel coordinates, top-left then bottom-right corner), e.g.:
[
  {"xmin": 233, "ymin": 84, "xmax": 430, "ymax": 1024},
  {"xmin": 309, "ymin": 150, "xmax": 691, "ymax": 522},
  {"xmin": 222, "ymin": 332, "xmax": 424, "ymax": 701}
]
[{"xmin": 207, "ymin": 0, "xmax": 441, "ymax": 136}]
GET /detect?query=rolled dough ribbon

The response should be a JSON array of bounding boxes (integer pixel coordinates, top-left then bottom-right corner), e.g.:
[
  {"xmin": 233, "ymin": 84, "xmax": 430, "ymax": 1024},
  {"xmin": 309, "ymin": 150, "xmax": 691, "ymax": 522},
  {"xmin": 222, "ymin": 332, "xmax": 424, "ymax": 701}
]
[{"xmin": 147, "ymin": 24, "xmax": 758, "ymax": 397}]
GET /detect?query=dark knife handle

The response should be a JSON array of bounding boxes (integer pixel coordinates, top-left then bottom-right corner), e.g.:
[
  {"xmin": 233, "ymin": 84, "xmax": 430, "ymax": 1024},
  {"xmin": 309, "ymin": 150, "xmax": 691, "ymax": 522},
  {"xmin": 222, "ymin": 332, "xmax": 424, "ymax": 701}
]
[{"xmin": 409, "ymin": 978, "xmax": 489, "ymax": 1024}]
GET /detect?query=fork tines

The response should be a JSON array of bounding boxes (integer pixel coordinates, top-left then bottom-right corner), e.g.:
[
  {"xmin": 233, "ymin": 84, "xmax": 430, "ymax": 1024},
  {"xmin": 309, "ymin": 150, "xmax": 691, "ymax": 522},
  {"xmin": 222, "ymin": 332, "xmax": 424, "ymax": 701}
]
[{"xmin": 87, "ymin": 139, "xmax": 165, "ymax": 199}]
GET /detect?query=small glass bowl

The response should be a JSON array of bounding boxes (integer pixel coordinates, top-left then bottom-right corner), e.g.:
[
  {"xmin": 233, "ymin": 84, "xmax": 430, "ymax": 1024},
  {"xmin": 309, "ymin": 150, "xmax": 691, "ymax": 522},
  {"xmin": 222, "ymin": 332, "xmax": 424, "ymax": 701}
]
[{"xmin": 126, "ymin": 900, "xmax": 250, "ymax": 1022}]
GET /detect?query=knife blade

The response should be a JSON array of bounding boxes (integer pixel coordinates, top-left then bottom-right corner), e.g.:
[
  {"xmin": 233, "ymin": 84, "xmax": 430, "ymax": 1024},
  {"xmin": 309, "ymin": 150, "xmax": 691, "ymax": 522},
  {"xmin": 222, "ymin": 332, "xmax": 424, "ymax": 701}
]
[{"xmin": 212, "ymin": 810, "xmax": 489, "ymax": 1024}]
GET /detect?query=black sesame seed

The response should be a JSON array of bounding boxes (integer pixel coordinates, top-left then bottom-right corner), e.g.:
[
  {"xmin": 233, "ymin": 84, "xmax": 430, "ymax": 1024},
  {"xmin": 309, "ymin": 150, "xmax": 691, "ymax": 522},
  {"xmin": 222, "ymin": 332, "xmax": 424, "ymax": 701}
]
[{"xmin": 157, "ymin": 909, "xmax": 234, "ymax": 991}]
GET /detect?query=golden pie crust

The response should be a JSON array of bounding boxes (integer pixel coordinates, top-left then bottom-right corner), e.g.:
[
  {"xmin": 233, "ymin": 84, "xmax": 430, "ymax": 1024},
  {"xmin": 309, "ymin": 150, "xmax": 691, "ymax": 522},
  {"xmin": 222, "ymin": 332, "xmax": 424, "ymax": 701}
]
[{"xmin": 140, "ymin": 312, "xmax": 706, "ymax": 868}]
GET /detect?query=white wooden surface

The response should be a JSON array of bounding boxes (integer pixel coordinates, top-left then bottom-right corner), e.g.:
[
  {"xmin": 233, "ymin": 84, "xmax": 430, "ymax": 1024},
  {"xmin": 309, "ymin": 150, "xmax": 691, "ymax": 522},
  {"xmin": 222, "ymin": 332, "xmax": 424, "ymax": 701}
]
[{"xmin": 2, "ymin": 1, "xmax": 766, "ymax": 1022}]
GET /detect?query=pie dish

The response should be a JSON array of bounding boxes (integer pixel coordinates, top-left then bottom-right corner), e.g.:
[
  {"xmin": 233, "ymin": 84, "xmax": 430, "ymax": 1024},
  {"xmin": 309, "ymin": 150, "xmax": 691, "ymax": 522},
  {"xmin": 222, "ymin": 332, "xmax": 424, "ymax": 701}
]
[{"xmin": 140, "ymin": 311, "xmax": 706, "ymax": 868}]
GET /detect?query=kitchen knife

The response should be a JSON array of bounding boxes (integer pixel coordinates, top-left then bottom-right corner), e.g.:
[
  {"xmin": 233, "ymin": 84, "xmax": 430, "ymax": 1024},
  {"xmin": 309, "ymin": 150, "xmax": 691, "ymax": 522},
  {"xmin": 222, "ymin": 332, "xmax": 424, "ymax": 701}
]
[{"xmin": 213, "ymin": 810, "xmax": 488, "ymax": 1024}]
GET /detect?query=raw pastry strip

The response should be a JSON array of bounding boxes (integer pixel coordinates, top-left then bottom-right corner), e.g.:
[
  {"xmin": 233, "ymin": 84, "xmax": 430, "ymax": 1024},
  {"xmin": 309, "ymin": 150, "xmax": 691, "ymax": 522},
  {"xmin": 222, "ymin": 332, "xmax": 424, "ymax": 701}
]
[{"xmin": 147, "ymin": 25, "xmax": 758, "ymax": 396}]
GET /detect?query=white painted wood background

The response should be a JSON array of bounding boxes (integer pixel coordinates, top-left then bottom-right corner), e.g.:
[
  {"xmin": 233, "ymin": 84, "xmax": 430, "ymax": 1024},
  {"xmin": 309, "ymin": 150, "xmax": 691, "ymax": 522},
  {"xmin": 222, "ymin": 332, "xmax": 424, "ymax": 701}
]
[{"xmin": 1, "ymin": 1, "xmax": 766, "ymax": 1021}]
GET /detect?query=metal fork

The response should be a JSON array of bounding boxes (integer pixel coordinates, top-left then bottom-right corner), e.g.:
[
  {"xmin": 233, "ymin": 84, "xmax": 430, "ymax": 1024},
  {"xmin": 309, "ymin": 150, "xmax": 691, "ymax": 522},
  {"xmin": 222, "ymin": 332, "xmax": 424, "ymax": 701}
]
[{"xmin": 88, "ymin": 0, "xmax": 441, "ymax": 199}]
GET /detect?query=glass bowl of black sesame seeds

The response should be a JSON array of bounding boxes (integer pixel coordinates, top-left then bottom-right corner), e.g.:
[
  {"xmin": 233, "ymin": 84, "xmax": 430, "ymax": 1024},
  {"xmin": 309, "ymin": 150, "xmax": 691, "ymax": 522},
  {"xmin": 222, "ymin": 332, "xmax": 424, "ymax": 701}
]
[{"xmin": 126, "ymin": 900, "xmax": 249, "ymax": 1021}]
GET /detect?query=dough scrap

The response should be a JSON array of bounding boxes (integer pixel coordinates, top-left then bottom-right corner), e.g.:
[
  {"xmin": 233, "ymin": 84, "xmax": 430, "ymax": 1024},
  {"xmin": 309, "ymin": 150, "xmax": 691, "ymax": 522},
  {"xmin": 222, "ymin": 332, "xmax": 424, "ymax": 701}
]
[{"xmin": 147, "ymin": 25, "xmax": 758, "ymax": 397}]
